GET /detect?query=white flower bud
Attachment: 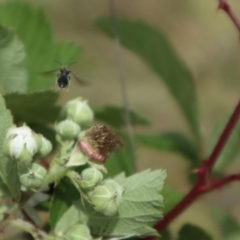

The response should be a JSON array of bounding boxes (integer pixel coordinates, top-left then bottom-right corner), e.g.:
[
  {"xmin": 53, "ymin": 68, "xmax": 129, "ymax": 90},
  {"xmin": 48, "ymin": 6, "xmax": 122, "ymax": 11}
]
[
  {"xmin": 65, "ymin": 224, "xmax": 92, "ymax": 240},
  {"xmin": 36, "ymin": 135, "xmax": 52, "ymax": 158},
  {"xmin": 3, "ymin": 125, "xmax": 40, "ymax": 166},
  {"xmin": 80, "ymin": 167, "xmax": 103, "ymax": 190},
  {"xmin": 56, "ymin": 119, "xmax": 81, "ymax": 140},
  {"xmin": 62, "ymin": 98, "xmax": 94, "ymax": 128},
  {"xmin": 19, "ymin": 163, "xmax": 47, "ymax": 188},
  {"xmin": 90, "ymin": 179, "xmax": 124, "ymax": 216}
]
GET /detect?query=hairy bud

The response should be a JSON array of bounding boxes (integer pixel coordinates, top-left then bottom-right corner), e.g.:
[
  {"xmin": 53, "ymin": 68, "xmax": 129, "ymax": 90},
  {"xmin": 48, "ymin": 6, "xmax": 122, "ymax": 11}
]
[
  {"xmin": 90, "ymin": 179, "xmax": 124, "ymax": 216},
  {"xmin": 61, "ymin": 98, "xmax": 94, "ymax": 128}
]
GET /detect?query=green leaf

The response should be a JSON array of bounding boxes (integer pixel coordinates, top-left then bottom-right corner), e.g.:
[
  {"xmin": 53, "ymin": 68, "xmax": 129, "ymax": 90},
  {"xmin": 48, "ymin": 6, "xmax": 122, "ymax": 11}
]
[
  {"xmin": 94, "ymin": 105, "xmax": 150, "ymax": 128},
  {"xmin": 207, "ymin": 115, "xmax": 240, "ymax": 173},
  {"xmin": 0, "ymin": 2, "xmax": 82, "ymax": 91},
  {"xmin": 105, "ymin": 133, "xmax": 135, "ymax": 177},
  {"xmin": 161, "ymin": 186, "xmax": 183, "ymax": 214},
  {"xmin": 0, "ymin": 176, "xmax": 10, "ymax": 199},
  {"xmin": 96, "ymin": 18, "xmax": 199, "ymax": 140},
  {"xmin": 0, "ymin": 25, "xmax": 27, "ymax": 94},
  {"xmin": 55, "ymin": 169, "xmax": 166, "ymax": 238},
  {"xmin": 161, "ymin": 228, "xmax": 173, "ymax": 240},
  {"xmin": 49, "ymin": 177, "xmax": 79, "ymax": 230},
  {"xmin": 211, "ymin": 207, "xmax": 240, "ymax": 240},
  {"xmin": 0, "ymin": 94, "xmax": 21, "ymax": 200},
  {"xmin": 135, "ymin": 132, "xmax": 198, "ymax": 167},
  {"xmin": 177, "ymin": 224, "xmax": 213, "ymax": 240},
  {"xmin": 4, "ymin": 91, "xmax": 60, "ymax": 125}
]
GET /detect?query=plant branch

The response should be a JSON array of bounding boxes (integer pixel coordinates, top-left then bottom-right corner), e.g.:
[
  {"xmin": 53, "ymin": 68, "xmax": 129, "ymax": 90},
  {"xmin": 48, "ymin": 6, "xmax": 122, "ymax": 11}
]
[
  {"xmin": 145, "ymin": 99, "xmax": 240, "ymax": 239},
  {"xmin": 218, "ymin": 0, "xmax": 240, "ymax": 33},
  {"xmin": 201, "ymin": 173, "xmax": 240, "ymax": 192},
  {"xmin": 206, "ymin": 100, "xmax": 240, "ymax": 173}
]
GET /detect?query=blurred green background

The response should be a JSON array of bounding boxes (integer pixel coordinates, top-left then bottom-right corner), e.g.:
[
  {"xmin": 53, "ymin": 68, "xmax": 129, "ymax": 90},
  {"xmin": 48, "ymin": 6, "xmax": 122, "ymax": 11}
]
[{"xmin": 3, "ymin": 0, "xmax": 240, "ymax": 239}]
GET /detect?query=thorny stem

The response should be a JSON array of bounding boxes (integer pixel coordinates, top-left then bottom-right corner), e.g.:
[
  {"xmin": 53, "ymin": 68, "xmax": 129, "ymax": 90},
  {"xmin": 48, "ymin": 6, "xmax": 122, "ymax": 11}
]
[{"xmin": 145, "ymin": 99, "xmax": 240, "ymax": 240}]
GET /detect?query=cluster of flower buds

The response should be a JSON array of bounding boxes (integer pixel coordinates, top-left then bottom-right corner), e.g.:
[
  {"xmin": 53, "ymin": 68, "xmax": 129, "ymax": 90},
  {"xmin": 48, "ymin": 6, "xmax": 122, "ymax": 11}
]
[
  {"xmin": 78, "ymin": 166, "xmax": 124, "ymax": 216},
  {"xmin": 3, "ymin": 124, "xmax": 52, "ymax": 166},
  {"xmin": 2, "ymin": 124, "xmax": 52, "ymax": 188},
  {"xmin": 55, "ymin": 98, "xmax": 94, "ymax": 143},
  {"xmin": 55, "ymin": 98, "xmax": 125, "ymax": 216}
]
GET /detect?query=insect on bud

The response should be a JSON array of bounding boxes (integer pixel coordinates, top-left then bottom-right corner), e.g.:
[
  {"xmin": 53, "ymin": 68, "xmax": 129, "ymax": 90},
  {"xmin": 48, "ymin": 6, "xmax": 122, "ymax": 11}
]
[
  {"xmin": 3, "ymin": 125, "xmax": 41, "ymax": 166},
  {"xmin": 56, "ymin": 119, "xmax": 81, "ymax": 140},
  {"xmin": 19, "ymin": 163, "xmax": 47, "ymax": 188},
  {"xmin": 65, "ymin": 224, "xmax": 92, "ymax": 240},
  {"xmin": 90, "ymin": 179, "xmax": 124, "ymax": 216},
  {"xmin": 78, "ymin": 124, "xmax": 124, "ymax": 164},
  {"xmin": 80, "ymin": 167, "xmax": 103, "ymax": 190},
  {"xmin": 61, "ymin": 98, "xmax": 94, "ymax": 128}
]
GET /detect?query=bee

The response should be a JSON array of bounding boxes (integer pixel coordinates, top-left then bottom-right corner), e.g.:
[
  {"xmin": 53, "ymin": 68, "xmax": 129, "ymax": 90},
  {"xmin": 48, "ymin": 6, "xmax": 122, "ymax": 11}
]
[{"xmin": 43, "ymin": 61, "xmax": 87, "ymax": 90}]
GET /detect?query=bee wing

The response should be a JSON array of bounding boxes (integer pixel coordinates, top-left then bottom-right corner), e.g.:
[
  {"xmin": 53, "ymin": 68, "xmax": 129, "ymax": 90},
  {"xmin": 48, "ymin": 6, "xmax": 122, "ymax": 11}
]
[
  {"xmin": 71, "ymin": 72, "xmax": 89, "ymax": 86},
  {"xmin": 39, "ymin": 69, "xmax": 59, "ymax": 76}
]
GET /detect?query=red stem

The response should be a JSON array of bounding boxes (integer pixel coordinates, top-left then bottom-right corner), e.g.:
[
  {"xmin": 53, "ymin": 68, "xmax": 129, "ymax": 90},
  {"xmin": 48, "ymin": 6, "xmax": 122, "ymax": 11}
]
[
  {"xmin": 207, "ymin": 100, "xmax": 240, "ymax": 172},
  {"xmin": 145, "ymin": 99, "xmax": 240, "ymax": 240},
  {"xmin": 202, "ymin": 173, "xmax": 240, "ymax": 192},
  {"xmin": 218, "ymin": 0, "xmax": 240, "ymax": 33}
]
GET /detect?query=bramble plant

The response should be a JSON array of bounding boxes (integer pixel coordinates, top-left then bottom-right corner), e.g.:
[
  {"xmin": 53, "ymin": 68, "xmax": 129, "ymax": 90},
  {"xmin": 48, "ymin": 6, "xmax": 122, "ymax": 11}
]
[{"xmin": 0, "ymin": 1, "xmax": 240, "ymax": 240}]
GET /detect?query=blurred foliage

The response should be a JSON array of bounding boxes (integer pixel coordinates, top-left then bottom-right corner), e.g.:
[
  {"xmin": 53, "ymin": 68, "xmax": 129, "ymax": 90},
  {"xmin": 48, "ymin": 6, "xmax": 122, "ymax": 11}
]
[
  {"xmin": 96, "ymin": 17, "xmax": 200, "ymax": 142},
  {"xmin": 135, "ymin": 132, "xmax": 198, "ymax": 167},
  {"xmin": 177, "ymin": 224, "xmax": 213, "ymax": 240},
  {"xmin": 94, "ymin": 105, "xmax": 150, "ymax": 128},
  {"xmin": 0, "ymin": 25, "xmax": 27, "ymax": 94},
  {"xmin": 211, "ymin": 207, "xmax": 240, "ymax": 240},
  {"xmin": 0, "ymin": 1, "xmax": 82, "ymax": 91}
]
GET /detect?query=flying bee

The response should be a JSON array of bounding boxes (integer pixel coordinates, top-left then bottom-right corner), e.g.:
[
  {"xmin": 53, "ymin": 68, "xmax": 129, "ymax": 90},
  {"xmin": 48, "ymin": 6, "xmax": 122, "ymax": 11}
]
[{"xmin": 42, "ymin": 61, "xmax": 87, "ymax": 90}]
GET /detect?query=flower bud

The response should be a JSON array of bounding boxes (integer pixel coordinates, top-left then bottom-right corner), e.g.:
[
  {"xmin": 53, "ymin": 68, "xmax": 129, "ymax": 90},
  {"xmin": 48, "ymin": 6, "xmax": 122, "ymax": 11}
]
[
  {"xmin": 56, "ymin": 119, "xmax": 80, "ymax": 140},
  {"xmin": 90, "ymin": 179, "xmax": 124, "ymax": 216},
  {"xmin": 3, "ymin": 125, "xmax": 41, "ymax": 166},
  {"xmin": 19, "ymin": 163, "xmax": 47, "ymax": 188},
  {"xmin": 62, "ymin": 98, "xmax": 94, "ymax": 128},
  {"xmin": 36, "ymin": 135, "xmax": 52, "ymax": 158},
  {"xmin": 80, "ymin": 167, "xmax": 103, "ymax": 190},
  {"xmin": 65, "ymin": 224, "xmax": 92, "ymax": 240}
]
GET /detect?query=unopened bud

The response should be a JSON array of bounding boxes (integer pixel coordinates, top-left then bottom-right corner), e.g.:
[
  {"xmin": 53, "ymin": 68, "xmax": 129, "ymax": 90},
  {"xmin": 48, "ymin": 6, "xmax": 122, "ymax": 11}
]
[
  {"xmin": 36, "ymin": 135, "xmax": 52, "ymax": 158},
  {"xmin": 90, "ymin": 179, "xmax": 124, "ymax": 216},
  {"xmin": 61, "ymin": 98, "xmax": 94, "ymax": 128},
  {"xmin": 56, "ymin": 119, "xmax": 80, "ymax": 140},
  {"xmin": 80, "ymin": 167, "xmax": 103, "ymax": 190},
  {"xmin": 3, "ymin": 125, "xmax": 41, "ymax": 166},
  {"xmin": 19, "ymin": 163, "xmax": 47, "ymax": 188}
]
